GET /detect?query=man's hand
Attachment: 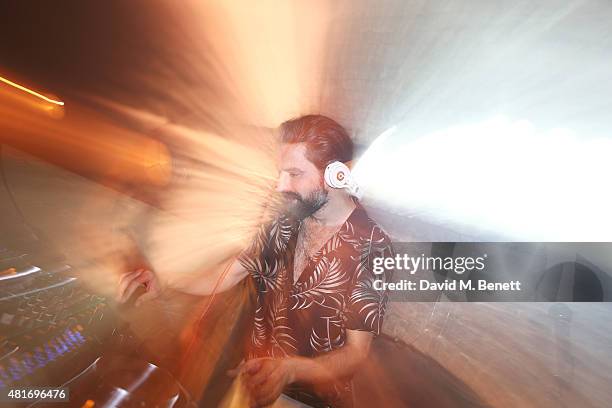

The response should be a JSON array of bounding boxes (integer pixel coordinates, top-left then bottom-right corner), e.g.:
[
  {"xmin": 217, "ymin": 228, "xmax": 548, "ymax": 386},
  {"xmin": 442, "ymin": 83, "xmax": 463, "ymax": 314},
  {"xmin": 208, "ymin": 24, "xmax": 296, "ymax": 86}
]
[
  {"xmin": 228, "ymin": 358, "xmax": 295, "ymax": 407},
  {"xmin": 116, "ymin": 268, "xmax": 162, "ymax": 306}
]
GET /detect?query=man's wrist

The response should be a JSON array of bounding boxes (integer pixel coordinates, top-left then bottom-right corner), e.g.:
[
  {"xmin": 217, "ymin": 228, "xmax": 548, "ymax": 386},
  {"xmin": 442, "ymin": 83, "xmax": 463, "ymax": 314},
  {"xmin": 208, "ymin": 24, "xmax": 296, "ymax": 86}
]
[{"xmin": 282, "ymin": 357, "xmax": 301, "ymax": 384}]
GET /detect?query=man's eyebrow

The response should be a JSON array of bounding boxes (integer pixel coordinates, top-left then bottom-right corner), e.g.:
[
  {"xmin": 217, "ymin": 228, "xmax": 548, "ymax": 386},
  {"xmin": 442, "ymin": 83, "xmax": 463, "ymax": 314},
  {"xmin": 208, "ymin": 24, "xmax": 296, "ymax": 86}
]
[{"xmin": 281, "ymin": 167, "xmax": 304, "ymax": 172}]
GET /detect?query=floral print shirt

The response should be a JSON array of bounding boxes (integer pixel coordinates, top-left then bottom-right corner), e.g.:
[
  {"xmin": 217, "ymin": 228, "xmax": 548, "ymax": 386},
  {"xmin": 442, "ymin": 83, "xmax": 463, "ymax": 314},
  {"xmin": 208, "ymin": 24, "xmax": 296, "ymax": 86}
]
[{"xmin": 238, "ymin": 204, "xmax": 393, "ymax": 407}]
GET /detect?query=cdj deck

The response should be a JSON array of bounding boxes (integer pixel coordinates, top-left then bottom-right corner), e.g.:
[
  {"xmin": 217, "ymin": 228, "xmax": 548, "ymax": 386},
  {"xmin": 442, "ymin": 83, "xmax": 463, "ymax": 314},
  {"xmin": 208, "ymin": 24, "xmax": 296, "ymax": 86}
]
[{"xmin": 0, "ymin": 246, "xmax": 195, "ymax": 407}]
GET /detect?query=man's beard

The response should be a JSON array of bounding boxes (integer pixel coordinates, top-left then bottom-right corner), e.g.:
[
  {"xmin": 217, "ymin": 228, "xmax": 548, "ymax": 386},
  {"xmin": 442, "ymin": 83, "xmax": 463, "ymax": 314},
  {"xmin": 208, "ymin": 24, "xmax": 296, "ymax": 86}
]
[{"xmin": 282, "ymin": 188, "xmax": 328, "ymax": 220}]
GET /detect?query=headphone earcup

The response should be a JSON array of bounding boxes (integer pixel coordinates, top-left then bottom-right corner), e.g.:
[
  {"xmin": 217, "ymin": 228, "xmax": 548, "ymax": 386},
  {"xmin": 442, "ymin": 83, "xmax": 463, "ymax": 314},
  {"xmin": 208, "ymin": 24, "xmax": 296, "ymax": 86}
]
[{"xmin": 324, "ymin": 161, "xmax": 350, "ymax": 189}]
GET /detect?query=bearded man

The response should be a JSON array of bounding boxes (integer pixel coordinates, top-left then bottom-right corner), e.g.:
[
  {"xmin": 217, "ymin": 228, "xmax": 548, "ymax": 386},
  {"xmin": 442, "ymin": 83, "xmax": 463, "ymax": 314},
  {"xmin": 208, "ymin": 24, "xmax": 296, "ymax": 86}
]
[{"xmin": 118, "ymin": 115, "xmax": 393, "ymax": 408}]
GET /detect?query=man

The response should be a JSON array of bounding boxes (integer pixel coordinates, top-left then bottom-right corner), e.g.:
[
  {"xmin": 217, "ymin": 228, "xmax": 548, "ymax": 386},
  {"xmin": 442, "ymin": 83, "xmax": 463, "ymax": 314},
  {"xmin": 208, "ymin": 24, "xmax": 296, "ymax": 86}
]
[{"xmin": 117, "ymin": 115, "xmax": 393, "ymax": 407}]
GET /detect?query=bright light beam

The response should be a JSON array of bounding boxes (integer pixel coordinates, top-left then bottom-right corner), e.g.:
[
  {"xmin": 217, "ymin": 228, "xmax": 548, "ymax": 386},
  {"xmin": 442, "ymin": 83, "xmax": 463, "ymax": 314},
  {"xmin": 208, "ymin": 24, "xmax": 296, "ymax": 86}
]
[
  {"xmin": 356, "ymin": 116, "xmax": 612, "ymax": 241},
  {"xmin": 0, "ymin": 75, "xmax": 65, "ymax": 106}
]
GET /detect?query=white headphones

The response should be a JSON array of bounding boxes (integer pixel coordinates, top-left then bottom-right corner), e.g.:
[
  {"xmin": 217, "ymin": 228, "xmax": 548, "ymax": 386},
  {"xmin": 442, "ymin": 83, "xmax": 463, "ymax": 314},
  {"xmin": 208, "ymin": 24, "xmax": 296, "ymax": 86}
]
[{"xmin": 324, "ymin": 161, "xmax": 361, "ymax": 199}]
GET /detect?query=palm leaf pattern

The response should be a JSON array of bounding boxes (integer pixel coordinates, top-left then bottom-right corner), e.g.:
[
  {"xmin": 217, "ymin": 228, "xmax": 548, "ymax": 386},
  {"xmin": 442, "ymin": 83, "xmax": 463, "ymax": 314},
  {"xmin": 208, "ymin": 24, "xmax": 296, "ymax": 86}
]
[
  {"xmin": 251, "ymin": 305, "xmax": 266, "ymax": 348},
  {"xmin": 309, "ymin": 233, "xmax": 342, "ymax": 266},
  {"xmin": 291, "ymin": 257, "xmax": 349, "ymax": 310},
  {"xmin": 268, "ymin": 289, "xmax": 297, "ymax": 357},
  {"xmin": 242, "ymin": 205, "xmax": 393, "ymax": 364},
  {"xmin": 239, "ymin": 255, "xmax": 282, "ymax": 292},
  {"xmin": 269, "ymin": 215, "xmax": 293, "ymax": 254},
  {"xmin": 309, "ymin": 315, "xmax": 345, "ymax": 353},
  {"xmin": 351, "ymin": 229, "xmax": 391, "ymax": 280},
  {"xmin": 349, "ymin": 278, "xmax": 388, "ymax": 333},
  {"xmin": 337, "ymin": 220, "xmax": 359, "ymax": 246},
  {"xmin": 347, "ymin": 226, "xmax": 394, "ymax": 333}
]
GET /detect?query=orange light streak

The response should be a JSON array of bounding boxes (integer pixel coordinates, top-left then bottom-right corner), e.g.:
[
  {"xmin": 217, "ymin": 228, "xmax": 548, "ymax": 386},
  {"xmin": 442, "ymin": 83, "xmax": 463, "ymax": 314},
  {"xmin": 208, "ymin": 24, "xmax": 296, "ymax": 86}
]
[{"xmin": 0, "ymin": 75, "xmax": 65, "ymax": 106}]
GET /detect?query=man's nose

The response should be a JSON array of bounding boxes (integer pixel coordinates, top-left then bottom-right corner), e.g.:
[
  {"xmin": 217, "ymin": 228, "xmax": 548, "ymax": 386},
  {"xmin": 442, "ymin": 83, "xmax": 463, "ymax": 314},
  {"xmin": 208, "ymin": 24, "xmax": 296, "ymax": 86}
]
[{"xmin": 276, "ymin": 172, "xmax": 290, "ymax": 193}]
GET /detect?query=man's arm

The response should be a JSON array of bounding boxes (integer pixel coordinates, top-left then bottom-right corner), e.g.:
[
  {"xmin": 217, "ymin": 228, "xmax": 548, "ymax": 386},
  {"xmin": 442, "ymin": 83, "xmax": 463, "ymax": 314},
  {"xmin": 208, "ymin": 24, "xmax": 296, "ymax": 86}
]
[
  {"xmin": 238, "ymin": 329, "xmax": 373, "ymax": 407},
  {"xmin": 117, "ymin": 256, "xmax": 249, "ymax": 304},
  {"xmin": 118, "ymin": 210, "xmax": 276, "ymax": 304},
  {"xmin": 287, "ymin": 329, "xmax": 372, "ymax": 384},
  {"xmin": 170, "ymin": 256, "xmax": 249, "ymax": 296}
]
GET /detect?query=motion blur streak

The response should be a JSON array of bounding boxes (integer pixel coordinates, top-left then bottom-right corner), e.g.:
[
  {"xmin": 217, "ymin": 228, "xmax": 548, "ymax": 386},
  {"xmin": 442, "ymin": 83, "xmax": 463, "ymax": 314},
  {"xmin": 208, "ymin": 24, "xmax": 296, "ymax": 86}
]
[
  {"xmin": 6, "ymin": 1, "xmax": 612, "ymax": 406},
  {"xmin": 164, "ymin": 0, "xmax": 331, "ymax": 127},
  {"xmin": 0, "ymin": 75, "xmax": 64, "ymax": 106},
  {"xmin": 0, "ymin": 74, "xmax": 65, "ymax": 118},
  {"xmin": 92, "ymin": 1, "xmax": 348, "ymax": 401},
  {"xmin": 0, "ymin": 88, "xmax": 172, "ymax": 190}
]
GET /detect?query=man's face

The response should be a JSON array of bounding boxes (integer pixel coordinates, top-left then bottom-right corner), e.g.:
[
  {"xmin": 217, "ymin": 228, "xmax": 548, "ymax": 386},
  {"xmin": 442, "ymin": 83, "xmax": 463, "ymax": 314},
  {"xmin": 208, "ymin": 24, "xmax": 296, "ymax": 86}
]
[{"xmin": 276, "ymin": 143, "xmax": 328, "ymax": 220}]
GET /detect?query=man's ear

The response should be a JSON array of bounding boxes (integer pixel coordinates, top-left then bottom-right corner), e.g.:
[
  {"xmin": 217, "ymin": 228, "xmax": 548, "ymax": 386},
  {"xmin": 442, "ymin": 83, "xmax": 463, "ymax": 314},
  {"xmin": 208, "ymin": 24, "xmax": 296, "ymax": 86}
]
[{"xmin": 344, "ymin": 160, "xmax": 354, "ymax": 170}]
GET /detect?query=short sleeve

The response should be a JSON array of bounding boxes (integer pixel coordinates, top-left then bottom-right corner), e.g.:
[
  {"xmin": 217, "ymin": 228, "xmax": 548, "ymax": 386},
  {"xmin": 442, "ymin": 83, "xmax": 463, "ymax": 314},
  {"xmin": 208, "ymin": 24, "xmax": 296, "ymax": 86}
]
[{"xmin": 345, "ymin": 226, "xmax": 394, "ymax": 335}]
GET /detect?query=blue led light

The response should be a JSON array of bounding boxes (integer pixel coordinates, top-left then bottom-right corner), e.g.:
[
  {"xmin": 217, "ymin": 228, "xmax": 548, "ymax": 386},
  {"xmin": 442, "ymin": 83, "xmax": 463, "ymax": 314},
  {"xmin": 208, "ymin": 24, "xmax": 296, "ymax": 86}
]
[{"xmin": 0, "ymin": 327, "xmax": 87, "ymax": 387}]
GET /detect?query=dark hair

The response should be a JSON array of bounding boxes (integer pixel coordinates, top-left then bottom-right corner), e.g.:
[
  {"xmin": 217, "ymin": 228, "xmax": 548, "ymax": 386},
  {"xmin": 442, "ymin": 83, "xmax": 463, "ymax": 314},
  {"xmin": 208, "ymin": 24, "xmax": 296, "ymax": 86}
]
[{"xmin": 279, "ymin": 115, "xmax": 353, "ymax": 170}]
